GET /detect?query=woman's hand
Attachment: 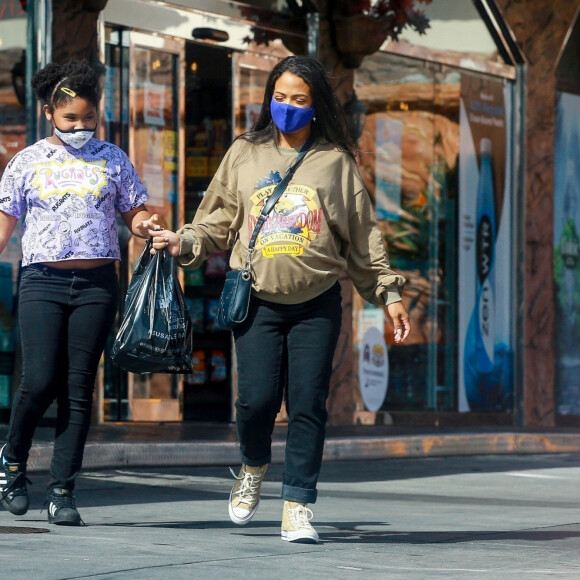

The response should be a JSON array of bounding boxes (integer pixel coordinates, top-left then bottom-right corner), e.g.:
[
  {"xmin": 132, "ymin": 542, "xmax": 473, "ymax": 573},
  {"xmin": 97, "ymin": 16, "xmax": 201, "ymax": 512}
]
[
  {"xmin": 386, "ymin": 301, "xmax": 411, "ymax": 344},
  {"xmin": 149, "ymin": 226, "xmax": 181, "ymax": 257}
]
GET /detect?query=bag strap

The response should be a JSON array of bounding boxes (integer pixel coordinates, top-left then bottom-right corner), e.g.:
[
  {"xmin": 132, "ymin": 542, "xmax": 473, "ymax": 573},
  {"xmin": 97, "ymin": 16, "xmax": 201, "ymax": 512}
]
[{"xmin": 246, "ymin": 132, "xmax": 315, "ymax": 257}]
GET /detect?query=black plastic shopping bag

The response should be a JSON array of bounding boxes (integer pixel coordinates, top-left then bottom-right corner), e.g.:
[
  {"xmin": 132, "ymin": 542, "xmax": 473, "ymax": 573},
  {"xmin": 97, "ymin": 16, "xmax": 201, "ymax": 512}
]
[{"xmin": 111, "ymin": 239, "xmax": 193, "ymax": 374}]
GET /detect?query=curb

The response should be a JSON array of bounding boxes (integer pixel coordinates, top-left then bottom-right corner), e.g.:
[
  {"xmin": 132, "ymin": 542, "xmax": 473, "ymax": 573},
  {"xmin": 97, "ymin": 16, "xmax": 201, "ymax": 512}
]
[{"xmin": 25, "ymin": 432, "xmax": 580, "ymax": 473}]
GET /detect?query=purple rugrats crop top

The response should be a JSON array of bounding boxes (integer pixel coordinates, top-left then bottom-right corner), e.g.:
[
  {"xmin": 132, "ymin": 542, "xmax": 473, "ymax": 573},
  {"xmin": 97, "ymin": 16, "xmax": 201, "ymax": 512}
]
[{"xmin": 0, "ymin": 138, "xmax": 149, "ymax": 266}]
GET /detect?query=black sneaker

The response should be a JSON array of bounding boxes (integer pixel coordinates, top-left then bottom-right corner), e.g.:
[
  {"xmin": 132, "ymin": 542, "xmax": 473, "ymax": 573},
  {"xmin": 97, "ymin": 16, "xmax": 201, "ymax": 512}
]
[
  {"xmin": 0, "ymin": 444, "xmax": 30, "ymax": 516},
  {"xmin": 46, "ymin": 488, "xmax": 83, "ymax": 526}
]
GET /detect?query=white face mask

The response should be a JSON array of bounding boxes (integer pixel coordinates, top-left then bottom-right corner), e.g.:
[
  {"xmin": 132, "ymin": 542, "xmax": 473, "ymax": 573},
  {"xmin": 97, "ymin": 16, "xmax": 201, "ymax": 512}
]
[{"xmin": 54, "ymin": 126, "xmax": 95, "ymax": 149}]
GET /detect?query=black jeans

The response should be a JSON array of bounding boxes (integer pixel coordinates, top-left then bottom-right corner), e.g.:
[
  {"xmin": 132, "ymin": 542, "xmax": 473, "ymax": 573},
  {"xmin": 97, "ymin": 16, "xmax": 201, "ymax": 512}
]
[
  {"xmin": 4, "ymin": 263, "xmax": 118, "ymax": 491},
  {"xmin": 233, "ymin": 282, "xmax": 342, "ymax": 504}
]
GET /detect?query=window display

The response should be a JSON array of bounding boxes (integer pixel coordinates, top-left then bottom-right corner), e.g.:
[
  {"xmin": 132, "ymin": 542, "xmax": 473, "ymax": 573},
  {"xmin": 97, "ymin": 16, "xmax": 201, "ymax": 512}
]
[{"xmin": 354, "ymin": 51, "xmax": 514, "ymax": 414}]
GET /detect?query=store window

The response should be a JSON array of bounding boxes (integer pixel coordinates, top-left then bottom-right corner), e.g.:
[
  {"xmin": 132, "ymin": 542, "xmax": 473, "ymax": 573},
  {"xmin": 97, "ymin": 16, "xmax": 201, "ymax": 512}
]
[
  {"xmin": 352, "ymin": 1, "xmax": 516, "ymax": 416},
  {"xmin": 0, "ymin": 0, "xmax": 27, "ymax": 413},
  {"xmin": 554, "ymin": 13, "xmax": 580, "ymax": 418}
]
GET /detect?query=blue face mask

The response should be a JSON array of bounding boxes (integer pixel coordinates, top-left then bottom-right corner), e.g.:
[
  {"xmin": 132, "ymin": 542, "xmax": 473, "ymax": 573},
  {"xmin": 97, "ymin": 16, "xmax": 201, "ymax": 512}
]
[{"xmin": 270, "ymin": 98, "xmax": 315, "ymax": 134}]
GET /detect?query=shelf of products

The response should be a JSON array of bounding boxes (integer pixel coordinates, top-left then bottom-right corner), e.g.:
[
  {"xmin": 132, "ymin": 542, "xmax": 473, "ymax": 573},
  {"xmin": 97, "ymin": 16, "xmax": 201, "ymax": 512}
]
[
  {"xmin": 183, "ymin": 231, "xmax": 232, "ymax": 421},
  {"xmin": 181, "ymin": 42, "xmax": 234, "ymax": 422}
]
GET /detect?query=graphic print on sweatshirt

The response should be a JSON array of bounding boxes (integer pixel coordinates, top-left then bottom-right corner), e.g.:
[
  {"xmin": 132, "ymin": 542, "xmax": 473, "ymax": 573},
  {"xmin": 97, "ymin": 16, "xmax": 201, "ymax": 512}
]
[
  {"xmin": 248, "ymin": 170, "xmax": 323, "ymax": 258},
  {"xmin": 0, "ymin": 139, "xmax": 148, "ymax": 265}
]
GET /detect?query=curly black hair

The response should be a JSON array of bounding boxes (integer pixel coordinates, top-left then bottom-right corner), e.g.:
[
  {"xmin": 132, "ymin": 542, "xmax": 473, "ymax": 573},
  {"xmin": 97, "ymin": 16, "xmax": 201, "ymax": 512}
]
[{"xmin": 31, "ymin": 60, "xmax": 100, "ymax": 110}]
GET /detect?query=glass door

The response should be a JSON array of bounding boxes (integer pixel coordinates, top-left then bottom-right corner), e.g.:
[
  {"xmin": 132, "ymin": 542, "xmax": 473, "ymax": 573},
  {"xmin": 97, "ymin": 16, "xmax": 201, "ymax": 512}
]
[
  {"xmin": 102, "ymin": 28, "xmax": 185, "ymax": 422},
  {"xmin": 128, "ymin": 32, "xmax": 184, "ymax": 422}
]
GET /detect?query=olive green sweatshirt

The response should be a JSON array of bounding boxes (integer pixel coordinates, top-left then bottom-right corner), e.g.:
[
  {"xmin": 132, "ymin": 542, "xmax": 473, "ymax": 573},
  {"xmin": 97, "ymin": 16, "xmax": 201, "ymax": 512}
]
[{"xmin": 177, "ymin": 137, "xmax": 405, "ymax": 305}]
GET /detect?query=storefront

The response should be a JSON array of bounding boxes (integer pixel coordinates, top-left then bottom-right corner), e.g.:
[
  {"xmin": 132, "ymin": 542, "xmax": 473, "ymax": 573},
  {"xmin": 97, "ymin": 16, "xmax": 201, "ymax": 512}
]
[
  {"xmin": 4, "ymin": 0, "xmax": 579, "ymax": 430},
  {"xmin": 0, "ymin": 0, "xmax": 527, "ymax": 427},
  {"xmin": 97, "ymin": 0, "xmax": 526, "ymax": 426},
  {"xmin": 97, "ymin": 0, "xmax": 306, "ymax": 423},
  {"xmin": 349, "ymin": 0, "xmax": 524, "ymax": 424}
]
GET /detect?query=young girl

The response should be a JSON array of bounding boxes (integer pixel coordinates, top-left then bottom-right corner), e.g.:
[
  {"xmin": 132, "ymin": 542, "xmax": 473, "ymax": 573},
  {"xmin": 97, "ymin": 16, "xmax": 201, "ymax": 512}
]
[
  {"xmin": 0, "ymin": 60, "xmax": 158, "ymax": 525},
  {"xmin": 151, "ymin": 56, "xmax": 411, "ymax": 543}
]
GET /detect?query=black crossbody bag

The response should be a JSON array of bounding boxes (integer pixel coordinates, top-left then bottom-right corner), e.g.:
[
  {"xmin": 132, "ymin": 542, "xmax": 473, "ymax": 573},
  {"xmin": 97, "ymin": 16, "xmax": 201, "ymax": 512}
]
[{"xmin": 216, "ymin": 134, "xmax": 314, "ymax": 330}]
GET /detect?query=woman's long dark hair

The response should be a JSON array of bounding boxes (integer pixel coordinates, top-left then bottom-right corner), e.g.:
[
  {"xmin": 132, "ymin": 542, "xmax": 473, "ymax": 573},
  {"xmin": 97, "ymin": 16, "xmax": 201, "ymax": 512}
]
[{"xmin": 242, "ymin": 56, "xmax": 355, "ymax": 158}]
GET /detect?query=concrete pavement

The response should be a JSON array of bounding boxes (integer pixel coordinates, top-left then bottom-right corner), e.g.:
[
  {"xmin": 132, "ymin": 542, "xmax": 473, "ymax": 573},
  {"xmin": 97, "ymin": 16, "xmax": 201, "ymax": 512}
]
[{"xmin": 2, "ymin": 453, "xmax": 580, "ymax": 578}]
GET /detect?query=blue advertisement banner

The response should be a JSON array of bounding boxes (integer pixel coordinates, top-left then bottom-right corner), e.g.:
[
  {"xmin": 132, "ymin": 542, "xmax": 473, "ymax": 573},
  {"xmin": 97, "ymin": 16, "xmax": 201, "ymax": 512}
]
[{"xmin": 458, "ymin": 75, "xmax": 513, "ymax": 412}]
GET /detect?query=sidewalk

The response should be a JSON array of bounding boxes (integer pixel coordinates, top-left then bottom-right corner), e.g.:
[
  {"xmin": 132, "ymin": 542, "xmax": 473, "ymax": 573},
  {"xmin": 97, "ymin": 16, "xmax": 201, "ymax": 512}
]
[
  {"xmin": 2, "ymin": 453, "xmax": 580, "ymax": 579},
  {"xmin": 2, "ymin": 421, "xmax": 580, "ymax": 472}
]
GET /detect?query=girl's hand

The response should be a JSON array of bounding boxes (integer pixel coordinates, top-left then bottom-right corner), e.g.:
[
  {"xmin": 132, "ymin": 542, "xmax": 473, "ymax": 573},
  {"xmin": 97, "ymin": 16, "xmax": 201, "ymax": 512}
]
[
  {"xmin": 386, "ymin": 301, "xmax": 411, "ymax": 343},
  {"xmin": 134, "ymin": 213, "xmax": 160, "ymax": 237},
  {"xmin": 149, "ymin": 226, "xmax": 181, "ymax": 257}
]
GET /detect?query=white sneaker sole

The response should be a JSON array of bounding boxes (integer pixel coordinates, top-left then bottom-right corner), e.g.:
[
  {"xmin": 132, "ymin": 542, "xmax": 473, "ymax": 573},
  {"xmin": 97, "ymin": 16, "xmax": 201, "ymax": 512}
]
[
  {"xmin": 281, "ymin": 529, "xmax": 319, "ymax": 544},
  {"xmin": 228, "ymin": 489, "xmax": 259, "ymax": 525}
]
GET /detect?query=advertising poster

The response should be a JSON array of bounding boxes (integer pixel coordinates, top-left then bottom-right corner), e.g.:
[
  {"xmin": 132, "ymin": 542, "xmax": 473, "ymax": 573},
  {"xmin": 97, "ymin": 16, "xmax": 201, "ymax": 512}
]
[
  {"xmin": 143, "ymin": 83, "xmax": 166, "ymax": 126},
  {"xmin": 375, "ymin": 116, "xmax": 403, "ymax": 221},
  {"xmin": 458, "ymin": 75, "xmax": 513, "ymax": 412},
  {"xmin": 554, "ymin": 92, "xmax": 580, "ymax": 414}
]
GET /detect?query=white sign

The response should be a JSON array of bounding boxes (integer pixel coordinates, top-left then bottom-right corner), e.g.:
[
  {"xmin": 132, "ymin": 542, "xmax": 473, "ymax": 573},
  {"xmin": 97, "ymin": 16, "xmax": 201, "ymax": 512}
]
[
  {"xmin": 358, "ymin": 327, "xmax": 389, "ymax": 412},
  {"xmin": 357, "ymin": 308, "xmax": 384, "ymax": 346},
  {"xmin": 142, "ymin": 163, "xmax": 164, "ymax": 206},
  {"xmin": 144, "ymin": 83, "xmax": 166, "ymax": 126},
  {"xmin": 245, "ymin": 104, "xmax": 262, "ymax": 131}
]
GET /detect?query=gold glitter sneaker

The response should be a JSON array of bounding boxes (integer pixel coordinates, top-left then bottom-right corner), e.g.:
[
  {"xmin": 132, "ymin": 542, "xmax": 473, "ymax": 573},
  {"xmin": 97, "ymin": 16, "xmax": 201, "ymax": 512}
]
[
  {"xmin": 228, "ymin": 464, "xmax": 268, "ymax": 525},
  {"xmin": 281, "ymin": 501, "xmax": 319, "ymax": 544}
]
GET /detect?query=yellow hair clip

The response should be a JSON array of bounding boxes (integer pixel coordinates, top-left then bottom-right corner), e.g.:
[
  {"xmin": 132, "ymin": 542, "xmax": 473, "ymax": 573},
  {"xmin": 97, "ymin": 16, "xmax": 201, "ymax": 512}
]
[{"xmin": 60, "ymin": 87, "xmax": 77, "ymax": 97}]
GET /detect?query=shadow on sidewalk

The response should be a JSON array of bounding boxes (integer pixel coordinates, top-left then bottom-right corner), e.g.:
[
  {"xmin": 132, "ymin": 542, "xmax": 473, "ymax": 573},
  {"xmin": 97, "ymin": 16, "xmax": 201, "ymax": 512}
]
[
  {"xmin": 316, "ymin": 525, "xmax": 580, "ymax": 544},
  {"xmin": 88, "ymin": 517, "xmax": 580, "ymax": 545}
]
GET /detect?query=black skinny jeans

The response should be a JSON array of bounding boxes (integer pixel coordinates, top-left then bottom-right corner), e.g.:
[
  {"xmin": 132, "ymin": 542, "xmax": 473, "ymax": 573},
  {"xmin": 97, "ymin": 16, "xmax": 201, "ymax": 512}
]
[
  {"xmin": 233, "ymin": 282, "xmax": 342, "ymax": 504},
  {"xmin": 4, "ymin": 263, "xmax": 118, "ymax": 491}
]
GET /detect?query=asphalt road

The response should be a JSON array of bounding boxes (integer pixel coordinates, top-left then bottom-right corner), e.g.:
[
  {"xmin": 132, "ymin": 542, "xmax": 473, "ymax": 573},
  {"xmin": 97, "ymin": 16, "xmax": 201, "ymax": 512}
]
[{"xmin": 2, "ymin": 453, "xmax": 580, "ymax": 579}]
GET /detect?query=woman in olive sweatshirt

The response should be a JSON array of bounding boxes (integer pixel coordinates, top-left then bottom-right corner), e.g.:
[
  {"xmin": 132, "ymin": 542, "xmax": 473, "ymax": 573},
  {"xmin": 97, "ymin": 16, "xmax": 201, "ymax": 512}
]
[{"xmin": 150, "ymin": 55, "xmax": 411, "ymax": 544}]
